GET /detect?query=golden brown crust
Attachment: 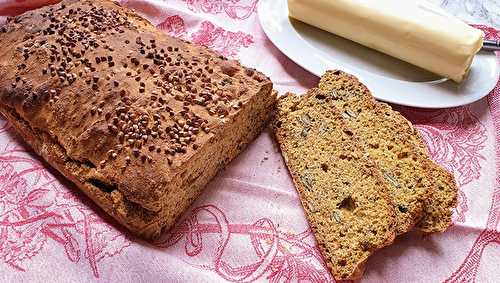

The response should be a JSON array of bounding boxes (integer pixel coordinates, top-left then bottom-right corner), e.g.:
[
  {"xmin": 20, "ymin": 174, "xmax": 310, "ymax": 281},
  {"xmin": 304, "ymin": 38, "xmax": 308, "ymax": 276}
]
[{"xmin": 0, "ymin": 0, "xmax": 276, "ymax": 238}]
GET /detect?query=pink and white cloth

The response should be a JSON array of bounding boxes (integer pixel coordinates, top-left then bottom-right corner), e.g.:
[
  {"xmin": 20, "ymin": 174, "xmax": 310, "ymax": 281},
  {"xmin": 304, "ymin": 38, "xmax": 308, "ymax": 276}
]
[{"xmin": 0, "ymin": 1, "xmax": 498, "ymax": 282}]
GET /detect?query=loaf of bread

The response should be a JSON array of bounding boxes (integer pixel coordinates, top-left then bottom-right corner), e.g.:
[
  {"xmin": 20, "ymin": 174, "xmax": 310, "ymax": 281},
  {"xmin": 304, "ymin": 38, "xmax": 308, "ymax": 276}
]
[
  {"xmin": 318, "ymin": 70, "xmax": 458, "ymax": 233},
  {"xmin": 274, "ymin": 89, "xmax": 396, "ymax": 280},
  {"xmin": 0, "ymin": 0, "xmax": 276, "ymax": 239}
]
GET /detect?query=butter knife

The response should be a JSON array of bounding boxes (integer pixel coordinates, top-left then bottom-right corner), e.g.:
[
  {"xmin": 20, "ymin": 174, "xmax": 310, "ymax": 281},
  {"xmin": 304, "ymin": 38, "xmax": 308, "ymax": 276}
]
[{"xmin": 482, "ymin": 39, "xmax": 500, "ymax": 51}]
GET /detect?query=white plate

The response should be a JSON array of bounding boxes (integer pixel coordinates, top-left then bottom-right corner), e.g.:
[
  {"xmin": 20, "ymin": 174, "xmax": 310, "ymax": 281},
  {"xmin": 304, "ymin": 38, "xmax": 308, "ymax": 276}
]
[{"xmin": 257, "ymin": 0, "xmax": 500, "ymax": 108}]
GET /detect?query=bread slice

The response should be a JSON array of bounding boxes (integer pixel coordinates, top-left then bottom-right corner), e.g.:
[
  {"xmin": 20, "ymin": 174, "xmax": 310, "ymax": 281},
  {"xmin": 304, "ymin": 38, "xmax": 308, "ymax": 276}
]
[
  {"xmin": 398, "ymin": 119, "xmax": 459, "ymax": 232},
  {"xmin": 317, "ymin": 71, "xmax": 432, "ymax": 234},
  {"xmin": 318, "ymin": 70, "xmax": 457, "ymax": 233},
  {"xmin": 417, "ymin": 164, "xmax": 458, "ymax": 232},
  {"xmin": 273, "ymin": 89, "xmax": 397, "ymax": 280}
]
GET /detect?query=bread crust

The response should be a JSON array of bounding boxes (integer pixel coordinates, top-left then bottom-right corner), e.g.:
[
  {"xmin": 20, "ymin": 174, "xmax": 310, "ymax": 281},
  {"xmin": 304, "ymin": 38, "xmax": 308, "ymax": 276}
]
[{"xmin": 0, "ymin": 0, "xmax": 276, "ymax": 239}]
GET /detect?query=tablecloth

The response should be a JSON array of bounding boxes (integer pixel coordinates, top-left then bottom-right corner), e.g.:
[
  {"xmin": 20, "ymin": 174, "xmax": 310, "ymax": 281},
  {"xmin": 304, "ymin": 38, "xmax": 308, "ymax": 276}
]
[{"xmin": 0, "ymin": 1, "xmax": 498, "ymax": 282}]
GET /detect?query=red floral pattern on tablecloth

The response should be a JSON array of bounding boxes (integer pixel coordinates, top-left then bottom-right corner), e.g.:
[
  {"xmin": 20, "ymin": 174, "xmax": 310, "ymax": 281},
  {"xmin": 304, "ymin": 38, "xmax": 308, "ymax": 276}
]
[
  {"xmin": 155, "ymin": 205, "xmax": 332, "ymax": 282},
  {"xmin": 403, "ymin": 107, "xmax": 487, "ymax": 186},
  {"xmin": 444, "ymin": 83, "xmax": 500, "ymax": 283},
  {"xmin": 191, "ymin": 20, "xmax": 254, "ymax": 58},
  {"xmin": 0, "ymin": 122, "xmax": 130, "ymax": 277},
  {"xmin": 398, "ymin": 106, "xmax": 487, "ymax": 223},
  {"xmin": 440, "ymin": 25, "xmax": 500, "ymax": 283},
  {"xmin": 183, "ymin": 0, "xmax": 258, "ymax": 20},
  {"xmin": 0, "ymin": 1, "xmax": 498, "ymax": 282},
  {"xmin": 157, "ymin": 15, "xmax": 187, "ymax": 38},
  {"xmin": 156, "ymin": 16, "xmax": 254, "ymax": 58}
]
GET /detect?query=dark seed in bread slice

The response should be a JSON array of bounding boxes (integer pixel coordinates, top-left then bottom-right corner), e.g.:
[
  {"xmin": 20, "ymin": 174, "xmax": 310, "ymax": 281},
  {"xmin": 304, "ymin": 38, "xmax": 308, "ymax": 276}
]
[{"xmin": 273, "ymin": 89, "xmax": 396, "ymax": 280}]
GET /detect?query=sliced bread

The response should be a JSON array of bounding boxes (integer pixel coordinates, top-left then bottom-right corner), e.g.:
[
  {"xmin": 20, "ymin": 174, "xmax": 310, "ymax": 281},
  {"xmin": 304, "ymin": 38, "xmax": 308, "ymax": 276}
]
[
  {"xmin": 273, "ymin": 89, "xmax": 397, "ymax": 280},
  {"xmin": 317, "ymin": 71, "xmax": 434, "ymax": 234},
  {"xmin": 401, "ymin": 120, "xmax": 459, "ymax": 233},
  {"xmin": 416, "ymin": 164, "xmax": 458, "ymax": 232},
  {"xmin": 318, "ymin": 70, "xmax": 458, "ymax": 233}
]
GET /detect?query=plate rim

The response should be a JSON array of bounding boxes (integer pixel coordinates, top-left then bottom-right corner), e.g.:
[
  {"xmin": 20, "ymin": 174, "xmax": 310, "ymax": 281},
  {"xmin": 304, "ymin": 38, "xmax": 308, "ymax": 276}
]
[{"xmin": 257, "ymin": 0, "xmax": 500, "ymax": 108}]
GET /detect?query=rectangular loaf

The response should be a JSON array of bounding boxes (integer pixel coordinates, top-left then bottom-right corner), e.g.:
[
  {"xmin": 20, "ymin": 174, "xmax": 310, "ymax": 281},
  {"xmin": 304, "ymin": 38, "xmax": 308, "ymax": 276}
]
[{"xmin": 0, "ymin": 0, "xmax": 276, "ymax": 239}]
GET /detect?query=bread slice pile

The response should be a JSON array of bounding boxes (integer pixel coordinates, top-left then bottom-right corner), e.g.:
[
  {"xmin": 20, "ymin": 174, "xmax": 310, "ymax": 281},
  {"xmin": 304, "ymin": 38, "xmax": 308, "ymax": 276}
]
[{"xmin": 273, "ymin": 70, "xmax": 458, "ymax": 280}]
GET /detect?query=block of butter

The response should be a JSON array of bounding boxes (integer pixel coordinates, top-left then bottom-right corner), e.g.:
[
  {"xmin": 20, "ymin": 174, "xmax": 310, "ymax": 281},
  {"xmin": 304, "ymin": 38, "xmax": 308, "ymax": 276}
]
[{"xmin": 288, "ymin": 0, "xmax": 484, "ymax": 82}]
